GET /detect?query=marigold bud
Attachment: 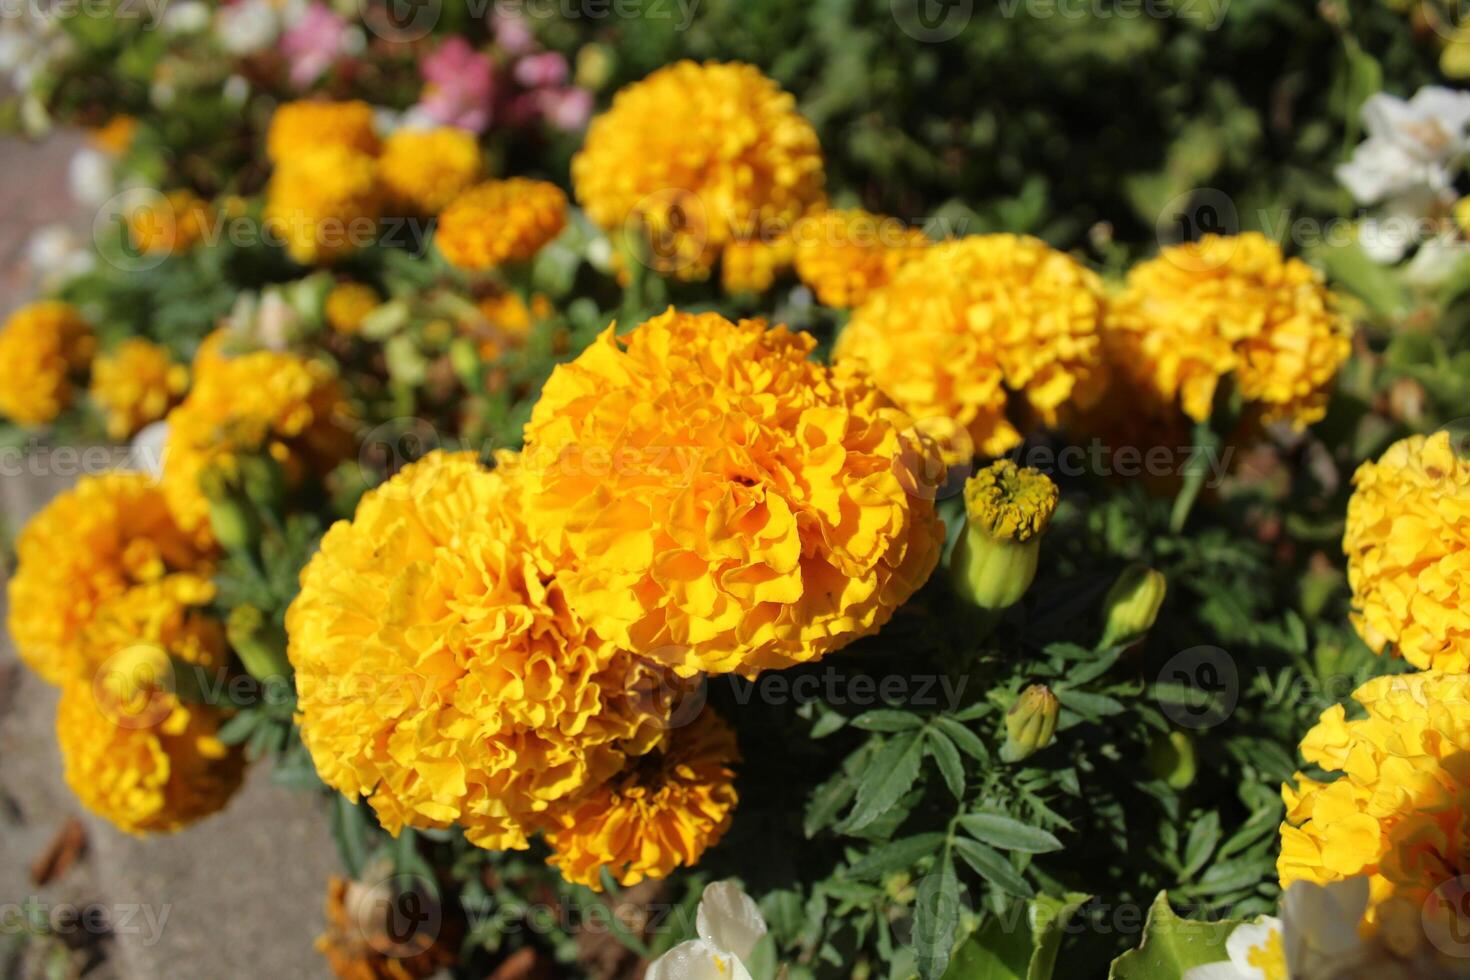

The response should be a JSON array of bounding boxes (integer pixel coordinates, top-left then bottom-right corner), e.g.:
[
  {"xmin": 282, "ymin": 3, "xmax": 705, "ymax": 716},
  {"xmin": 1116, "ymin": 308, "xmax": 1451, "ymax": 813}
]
[
  {"xmin": 1000, "ymin": 684, "xmax": 1059, "ymax": 763},
  {"xmin": 227, "ymin": 605, "xmax": 291, "ymax": 682},
  {"xmin": 949, "ymin": 460, "xmax": 1058, "ymax": 615},
  {"xmin": 1147, "ymin": 731, "xmax": 1197, "ymax": 790},
  {"xmin": 1099, "ymin": 564, "xmax": 1167, "ymax": 649}
]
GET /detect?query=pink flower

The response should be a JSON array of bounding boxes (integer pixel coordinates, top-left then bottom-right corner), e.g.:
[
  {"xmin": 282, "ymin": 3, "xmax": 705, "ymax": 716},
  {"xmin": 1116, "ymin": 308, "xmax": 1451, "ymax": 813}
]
[
  {"xmin": 493, "ymin": 7, "xmax": 537, "ymax": 55},
  {"xmin": 535, "ymin": 87, "xmax": 594, "ymax": 133},
  {"xmin": 280, "ymin": 2, "xmax": 350, "ymax": 90},
  {"xmin": 514, "ymin": 51, "xmax": 568, "ymax": 89},
  {"xmin": 415, "ymin": 37, "xmax": 495, "ymax": 133}
]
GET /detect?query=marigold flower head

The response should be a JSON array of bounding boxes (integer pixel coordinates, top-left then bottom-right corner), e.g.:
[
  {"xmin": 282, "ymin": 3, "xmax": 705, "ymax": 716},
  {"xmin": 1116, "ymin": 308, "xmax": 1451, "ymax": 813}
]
[
  {"xmin": 0, "ymin": 300, "xmax": 95, "ymax": 425},
  {"xmin": 265, "ymin": 145, "xmax": 382, "ymax": 265},
  {"xmin": 434, "ymin": 179, "xmax": 567, "ymax": 270},
  {"xmin": 7, "ymin": 473, "xmax": 213, "ymax": 686},
  {"xmin": 520, "ymin": 309, "xmax": 945, "ymax": 678},
  {"xmin": 1103, "ymin": 232, "xmax": 1351, "ymax": 427},
  {"xmin": 266, "ymin": 99, "xmax": 380, "ymax": 163},
  {"xmin": 794, "ymin": 208, "xmax": 930, "ymax": 308},
  {"xmin": 286, "ymin": 451, "xmax": 675, "ymax": 851},
  {"xmin": 162, "ymin": 348, "xmax": 355, "ymax": 544},
  {"xmin": 324, "ymin": 282, "xmax": 381, "ymax": 336},
  {"xmin": 572, "ymin": 61, "xmax": 826, "ymax": 281},
  {"xmin": 834, "ymin": 235, "xmax": 1109, "ymax": 461},
  {"xmin": 547, "ymin": 710, "xmax": 739, "ymax": 890},
  {"xmin": 1344, "ymin": 431, "xmax": 1470, "ymax": 671},
  {"xmin": 376, "ymin": 127, "xmax": 482, "ymax": 216},
  {"xmin": 1280, "ymin": 672, "xmax": 1470, "ymax": 950},
  {"xmin": 57, "ymin": 671, "xmax": 243, "ymax": 835},
  {"xmin": 963, "ymin": 460, "xmax": 1059, "ymax": 542},
  {"xmin": 720, "ymin": 234, "xmax": 795, "ymax": 295},
  {"xmin": 89, "ymin": 338, "xmax": 189, "ymax": 439},
  {"xmin": 128, "ymin": 190, "xmax": 212, "ymax": 255}
]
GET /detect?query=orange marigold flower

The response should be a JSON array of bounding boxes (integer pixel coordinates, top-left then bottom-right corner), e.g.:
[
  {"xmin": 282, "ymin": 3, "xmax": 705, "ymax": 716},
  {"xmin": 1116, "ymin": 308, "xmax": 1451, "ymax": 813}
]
[
  {"xmin": 547, "ymin": 710, "xmax": 740, "ymax": 890},
  {"xmin": 266, "ymin": 145, "xmax": 382, "ymax": 265},
  {"xmin": 7, "ymin": 473, "xmax": 213, "ymax": 686},
  {"xmin": 434, "ymin": 179, "xmax": 567, "ymax": 270},
  {"xmin": 720, "ymin": 234, "xmax": 796, "ymax": 295},
  {"xmin": 128, "ymin": 190, "xmax": 212, "ymax": 255},
  {"xmin": 89, "ymin": 338, "xmax": 189, "ymax": 439},
  {"xmin": 794, "ymin": 208, "xmax": 930, "ymax": 308},
  {"xmin": 376, "ymin": 127, "xmax": 482, "ymax": 216},
  {"xmin": 266, "ymin": 99, "xmax": 380, "ymax": 163},
  {"xmin": 572, "ymin": 61, "xmax": 825, "ymax": 281},
  {"xmin": 520, "ymin": 309, "xmax": 945, "ymax": 677},
  {"xmin": 0, "ymin": 300, "xmax": 95, "ymax": 425},
  {"xmin": 285, "ymin": 451, "xmax": 675, "ymax": 851},
  {"xmin": 162, "ymin": 347, "xmax": 355, "ymax": 545},
  {"xmin": 834, "ymin": 234, "xmax": 1108, "ymax": 461},
  {"xmin": 1344, "ymin": 431, "xmax": 1470, "ymax": 672},
  {"xmin": 1103, "ymin": 232, "xmax": 1351, "ymax": 427},
  {"xmin": 316, "ymin": 875, "xmax": 458, "ymax": 980}
]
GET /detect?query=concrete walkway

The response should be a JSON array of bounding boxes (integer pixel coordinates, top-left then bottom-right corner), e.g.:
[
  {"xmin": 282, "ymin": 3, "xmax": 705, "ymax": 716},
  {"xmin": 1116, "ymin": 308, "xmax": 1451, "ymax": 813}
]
[{"xmin": 0, "ymin": 134, "xmax": 339, "ymax": 979}]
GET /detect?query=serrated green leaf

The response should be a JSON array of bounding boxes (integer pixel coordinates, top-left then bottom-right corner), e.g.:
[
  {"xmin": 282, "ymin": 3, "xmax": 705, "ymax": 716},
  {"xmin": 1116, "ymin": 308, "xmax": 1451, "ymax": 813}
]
[
  {"xmin": 847, "ymin": 833, "xmax": 949, "ymax": 881},
  {"xmin": 913, "ymin": 854, "xmax": 961, "ymax": 980},
  {"xmin": 958, "ymin": 814, "xmax": 1063, "ymax": 854},
  {"xmin": 853, "ymin": 709, "xmax": 925, "ymax": 732},
  {"xmin": 934, "ymin": 716, "xmax": 990, "ymax": 762},
  {"xmin": 1181, "ymin": 812, "xmax": 1221, "ymax": 880},
  {"xmin": 927, "ymin": 730, "xmax": 966, "ymax": 800},
  {"xmin": 846, "ymin": 732, "xmax": 924, "ymax": 832},
  {"xmin": 953, "ymin": 839, "xmax": 1032, "ymax": 898}
]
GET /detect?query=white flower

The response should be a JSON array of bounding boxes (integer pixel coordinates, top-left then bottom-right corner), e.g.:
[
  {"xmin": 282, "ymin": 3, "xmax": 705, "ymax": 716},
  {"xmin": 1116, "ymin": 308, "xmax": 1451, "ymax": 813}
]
[
  {"xmin": 1405, "ymin": 232, "xmax": 1470, "ymax": 288},
  {"xmin": 1337, "ymin": 88, "xmax": 1470, "ymax": 208},
  {"xmin": 125, "ymin": 422, "xmax": 170, "ymax": 480},
  {"xmin": 25, "ymin": 224, "xmax": 94, "ymax": 286},
  {"xmin": 646, "ymin": 882, "xmax": 768, "ymax": 980},
  {"xmin": 68, "ymin": 148, "xmax": 113, "ymax": 208},
  {"xmin": 214, "ymin": 0, "xmax": 279, "ymax": 55},
  {"xmin": 1182, "ymin": 877, "xmax": 1369, "ymax": 980},
  {"xmin": 162, "ymin": 1, "xmax": 210, "ymax": 34}
]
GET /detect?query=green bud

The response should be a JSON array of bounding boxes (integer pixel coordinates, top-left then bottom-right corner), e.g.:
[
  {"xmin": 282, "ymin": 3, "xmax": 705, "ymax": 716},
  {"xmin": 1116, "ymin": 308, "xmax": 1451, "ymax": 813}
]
[
  {"xmin": 199, "ymin": 466, "xmax": 259, "ymax": 553},
  {"xmin": 1099, "ymin": 564, "xmax": 1167, "ymax": 648},
  {"xmin": 226, "ymin": 605, "xmax": 292, "ymax": 682},
  {"xmin": 950, "ymin": 461, "xmax": 1059, "ymax": 616},
  {"xmin": 448, "ymin": 337, "xmax": 482, "ymax": 386},
  {"xmin": 1147, "ymin": 731, "xmax": 1197, "ymax": 791},
  {"xmin": 1000, "ymin": 684, "xmax": 1059, "ymax": 763}
]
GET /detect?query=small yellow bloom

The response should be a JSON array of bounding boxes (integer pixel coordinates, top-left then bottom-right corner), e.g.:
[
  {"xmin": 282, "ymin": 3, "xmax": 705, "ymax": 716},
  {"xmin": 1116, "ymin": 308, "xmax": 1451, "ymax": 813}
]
[
  {"xmin": 573, "ymin": 61, "xmax": 826, "ymax": 281},
  {"xmin": 834, "ymin": 235, "xmax": 1109, "ymax": 461},
  {"xmin": 520, "ymin": 308, "xmax": 945, "ymax": 677},
  {"xmin": 720, "ymin": 234, "xmax": 796, "ymax": 295},
  {"xmin": 794, "ymin": 208, "xmax": 930, "ymax": 308},
  {"xmin": 950, "ymin": 460, "xmax": 1058, "ymax": 614},
  {"xmin": 323, "ymin": 282, "xmax": 380, "ymax": 336},
  {"xmin": 547, "ymin": 710, "xmax": 740, "ymax": 889},
  {"xmin": 265, "ymin": 145, "xmax": 382, "ymax": 265},
  {"xmin": 434, "ymin": 179, "xmax": 568, "ymax": 270},
  {"xmin": 0, "ymin": 300, "xmax": 95, "ymax": 425},
  {"xmin": 89, "ymin": 339, "xmax": 189, "ymax": 439},
  {"xmin": 266, "ymin": 99, "xmax": 380, "ymax": 163},
  {"xmin": 91, "ymin": 114, "xmax": 137, "ymax": 155},
  {"xmin": 128, "ymin": 190, "xmax": 212, "ymax": 255},
  {"xmin": 376, "ymin": 127, "xmax": 482, "ymax": 216},
  {"xmin": 1343, "ymin": 431, "xmax": 1470, "ymax": 671}
]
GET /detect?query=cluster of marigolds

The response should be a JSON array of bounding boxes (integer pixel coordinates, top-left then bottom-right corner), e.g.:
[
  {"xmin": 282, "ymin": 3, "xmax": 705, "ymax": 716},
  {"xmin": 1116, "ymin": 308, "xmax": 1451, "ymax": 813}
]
[{"xmin": 1, "ymin": 57, "xmax": 1466, "ymax": 969}]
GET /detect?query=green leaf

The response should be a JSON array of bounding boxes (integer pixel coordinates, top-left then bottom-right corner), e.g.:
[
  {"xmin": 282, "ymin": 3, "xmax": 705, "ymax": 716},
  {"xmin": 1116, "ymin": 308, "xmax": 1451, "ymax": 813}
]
[
  {"xmin": 847, "ymin": 833, "xmax": 949, "ymax": 880},
  {"xmin": 746, "ymin": 933, "xmax": 780, "ymax": 980},
  {"xmin": 805, "ymin": 768, "xmax": 857, "ymax": 839},
  {"xmin": 942, "ymin": 892, "xmax": 1090, "ymax": 980},
  {"xmin": 934, "ymin": 716, "xmax": 990, "ymax": 762},
  {"xmin": 958, "ymin": 813, "xmax": 1063, "ymax": 854},
  {"xmin": 846, "ymin": 732, "xmax": 924, "ymax": 832},
  {"xmin": 1053, "ymin": 689, "xmax": 1126, "ymax": 720},
  {"xmin": 927, "ymin": 729, "xmax": 966, "ymax": 799},
  {"xmin": 1107, "ymin": 893, "xmax": 1240, "ymax": 979},
  {"xmin": 852, "ymin": 709, "xmax": 925, "ymax": 732},
  {"xmin": 1181, "ymin": 812, "xmax": 1221, "ymax": 880},
  {"xmin": 913, "ymin": 854, "xmax": 962, "ymax": 980},
  {"xmin": 1061, "ymin": 646, "xmax": 1125, "ymax": 687},
  {"xmin": 953, "ymin": 838, "xmax": 1032, "ymax": 898}
]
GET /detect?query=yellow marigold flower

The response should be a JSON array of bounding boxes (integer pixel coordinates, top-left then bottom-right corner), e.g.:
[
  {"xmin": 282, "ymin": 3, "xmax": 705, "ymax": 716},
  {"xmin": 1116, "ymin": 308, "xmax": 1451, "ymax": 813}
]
[
  {"xmin": 162, "ymin": 348, "xmax": 355, "ymax": 544},
  {"xmin": 547, "ymin": 710, "xmax": 740, "ymax": 890},
  {"xmin": 128, "ymin": 190, "xmax": 212, "ymax": 255},
  {"xmin": 376, "ymin": 127, "xmax": 482, "ymax": 216},
  {"xmin": 324, "ymin": 282, "xmax": 380, "ymax": 336},
  {"xmin": 91, "ymin": 114, "xmax": 136, "ymax": 155},
  {"xmin": 0, "ymin": 300, "xmax": 95, "ymax": 425},
  {"xmin": 520, "ymin": 309, "xmax": 945, "ymax": 677},
  {"xmin": 265, "ymin": 145, "xmax": 382, "ymax": 265},
  {"xmin": 834, "ymin": 235, "xmax": 1108, "ymax": 461},
  {"xmin": 89, "ymin": 339, "xmax": 189, "ymax": 439},
  {"xmin": 720, "ymin": 234, "xmax": 796, "ymax": 294},
  {"xmin": 794, "ymin": 208, "xmax": 931, "ymax": 308},
  {"xmin": 266, "ymin": 99, "xmax": 380, "ymax": 163},
  {"xmin": 1343, "ymin": 432, "xmax": 1470, "ymax": 671},
  {"xmin": 7, "ymin": 473, "xmax": 212, "ymax": 686},
  {"xmin": 1103, "ymin": 232, "xmax": 1351, "ymax": 427},
  {"xmin": 1280, "ymin": 672, "xmax": 1470, "ymax": 948},
  {"xmin": 434, "ymin": 179, "xmax": 567, "ymax": 270},
  {"xmin": 57, "ymin": 666, "xmax": 243, "ymax": 835},
  {"xmin": 286, "ymin": 451, "xmax": 674, "ymax": 851},
  {"xmin": 572, "ymin": 61, "xmax": 826, "ymax": 281}
]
